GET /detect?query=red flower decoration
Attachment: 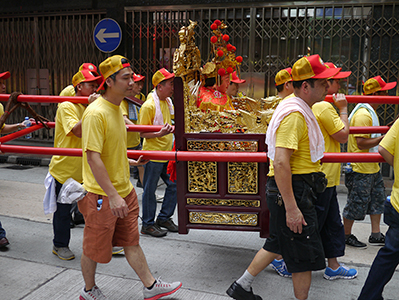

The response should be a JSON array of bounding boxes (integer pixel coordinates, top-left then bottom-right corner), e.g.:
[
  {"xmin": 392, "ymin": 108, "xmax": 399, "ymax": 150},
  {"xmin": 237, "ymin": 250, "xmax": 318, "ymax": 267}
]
[
  {"xmin": 211, "ymin": 36, "xmax": 218, "ymax": 43},
  {"xmin": 223, "ymin": 34, "xmax": 230, "ymax": 42},
  {"xmin": 210, "ymin": 23, "xmax": 218, "ymax": 31},
  {"xmin": 214, "ymin": 20, "xmax": 222, "ymax": 26},
  {"xmin": 217, "ymin": 50, "xmax": 224, "ymax": 57},
  {"xmin": 232, "ymin": 46, "xmax": 236, "ymax": 52},
  {"xmin": 218, "ymin": 68, "xmax": 226, "ymax": 76},
  {"xmin": 226, "ymin": 67, "xmax": 234, "ymax": 74},
  {"xmin": 236, "ymin": 56, "xmax": 243, "ymax": 63},
  {"xmin": 226, "ymin": 44, "xmax": 233, "ymax": 51}
]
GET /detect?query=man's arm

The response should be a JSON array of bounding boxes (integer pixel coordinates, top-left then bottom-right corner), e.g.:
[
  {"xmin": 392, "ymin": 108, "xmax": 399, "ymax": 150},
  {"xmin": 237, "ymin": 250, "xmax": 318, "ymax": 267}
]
[
  {"xmin": 1, "ymin": 123, "xmax": 23, "ymax": 134},
  {"xmin": 356, "ymin": 135, "xmax": 384, "ymax": 150},
  {"xmin": 86, "ymin": 150, "xmax": 129, "ymax": 218},
  {"xmin": 274, "ymin": 147, "xmax": 307, "ymax": 234},
  {"xmin": 71, "ymin": 120, "xmax": 82, "ymax": 138},
  {"xmin": 330, "ymin": 93, "xmax": 349, "ymax": 143},
  {"xmin": 140, "ymin": 123, "xmax": 174, "ymax": 139},
  {"xmin": 378, "ymin": 145, "xmax": 394, "ymax": 167}
]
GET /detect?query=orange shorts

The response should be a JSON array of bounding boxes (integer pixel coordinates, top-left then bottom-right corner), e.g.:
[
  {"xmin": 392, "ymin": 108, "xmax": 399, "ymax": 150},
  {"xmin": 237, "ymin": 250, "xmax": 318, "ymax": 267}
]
[{"xmin": 78, "ymin": 189, "xmax": 140, "ymax": 263}]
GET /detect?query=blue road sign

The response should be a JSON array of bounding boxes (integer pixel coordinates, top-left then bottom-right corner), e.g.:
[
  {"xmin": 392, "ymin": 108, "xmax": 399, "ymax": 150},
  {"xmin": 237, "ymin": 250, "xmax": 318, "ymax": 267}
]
[{"xmin": 93, "ymin": 18, "xmax": 122, "ymax": 53}]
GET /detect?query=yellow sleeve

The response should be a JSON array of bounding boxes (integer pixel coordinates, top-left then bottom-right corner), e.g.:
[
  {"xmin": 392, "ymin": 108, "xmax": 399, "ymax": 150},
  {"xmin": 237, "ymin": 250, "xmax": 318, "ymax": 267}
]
[
  {"xmin": 0, "ymin": 103, "xmax": 4, "ymax": 129},
  {"xmin": 82, "ymin": 112, "xmax": 105, "ymax": 154},
  {"xmin": 121, "ymin": 100, "xmax": 129, "ymax": 116},
  {"xmin": 57, "ymin": 102, "xmax": 80, "ymax": 136},
  {"xmin": 314, "ymin": 102, "xmax": 344, "ymax": 136},
  {"xmin": 380, "ymin": 120, "xmax": 399, "ymax": 156}
]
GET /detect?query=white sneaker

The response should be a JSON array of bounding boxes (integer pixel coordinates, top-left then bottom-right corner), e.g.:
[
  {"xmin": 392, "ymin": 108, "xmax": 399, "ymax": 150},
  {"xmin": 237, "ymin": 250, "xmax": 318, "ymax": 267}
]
[
  {"xmin": 112, "ymin": 247, "xmax": 124, "ymax": 255},
  {"xmin": 143, "ymin": 278, "xmax": 182, "ymax": 300},
  {"xmin": 79, "ymin": 285, "xmax": 106, "ymax": 300}
]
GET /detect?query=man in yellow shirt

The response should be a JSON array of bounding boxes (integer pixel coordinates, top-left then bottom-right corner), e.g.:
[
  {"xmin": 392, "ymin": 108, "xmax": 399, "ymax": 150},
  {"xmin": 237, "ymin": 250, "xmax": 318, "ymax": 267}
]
[
  {"xmin": 78, "ymin": 56, "xmax": 181, "ymax": 300},
  {"xmin": 343, "ymin": 76, "xmax": 397, "ymax": 248},
  {"xmin": 311, "ymin": 63, "xmax": 357, "ymax": 279},
  {"xmin": 358, "ymin": 118, "xmax": 399, "ymax": 299},
  {"xmin": 59, "ymin": 63, "xmax": 99, "ymax": 97},
  {"xmin": 227, "ymin": 54, "xmax": 339, "ymax": 300},
  {"xmin": 121, "ymin": 73, "xmax": 146, "ymax": 187},
  {"xmin": 139, "ymin": 68, "xmax": 177, "ymax": 237},
  {"xmin": 49, "ymin": 67, "xmax": 101, "ymax": 260}
]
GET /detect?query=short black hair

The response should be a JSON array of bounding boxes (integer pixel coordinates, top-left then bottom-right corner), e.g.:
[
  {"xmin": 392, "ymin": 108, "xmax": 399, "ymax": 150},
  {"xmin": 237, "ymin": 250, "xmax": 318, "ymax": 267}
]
[
  {"xmin": 293, "ymin": 78, "xmax": 316, "ymax": 89},
  {"xmin": 276, "ymin": 83, "xmax": 284, "ymax": 92}
]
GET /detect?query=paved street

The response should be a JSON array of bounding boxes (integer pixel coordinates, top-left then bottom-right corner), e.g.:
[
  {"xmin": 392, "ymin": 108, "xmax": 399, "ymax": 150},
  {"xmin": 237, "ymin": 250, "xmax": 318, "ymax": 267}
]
[{"xmin": 0, "ymin": 160, "xmax": 397, "ymax": 300}]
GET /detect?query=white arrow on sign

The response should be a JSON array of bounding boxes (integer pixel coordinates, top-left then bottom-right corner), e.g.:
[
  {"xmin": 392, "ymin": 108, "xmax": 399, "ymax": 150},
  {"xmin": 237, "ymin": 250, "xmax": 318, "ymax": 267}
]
[{"xmin": 96, "ymin": 28, "xmax": 120, "ymax": 43}]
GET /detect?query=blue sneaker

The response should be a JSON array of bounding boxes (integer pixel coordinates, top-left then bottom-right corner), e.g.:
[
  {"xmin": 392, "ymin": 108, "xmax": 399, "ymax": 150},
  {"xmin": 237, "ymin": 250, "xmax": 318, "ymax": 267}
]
[
  {"xmin": 323, "ymin": 265, "xmax": 358, "ymax": 280},
  {"xmin": 269, "ymin": 259, "xmax": 292, "ymax": 278}
]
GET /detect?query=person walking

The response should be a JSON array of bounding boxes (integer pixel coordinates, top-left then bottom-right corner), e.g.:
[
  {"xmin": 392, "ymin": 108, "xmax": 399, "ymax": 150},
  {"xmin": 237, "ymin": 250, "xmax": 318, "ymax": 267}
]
[
  {"xmin": 78, "ymin": 55, "xmax": 182, "ymax": 300},
  {"xmin": 226, "ymin": 54, "xmax": 339, "ymax": 300},
  {"xmin": 48, "ymin": 67, "xmax": 101, "ymax": 260},
  {"xmin": 139, "ymin": 68, "xmax": 177, "ymax": 237},
  {"xmin": 343, "ymin": 76, "xmax": 396, "ymax": 248}
]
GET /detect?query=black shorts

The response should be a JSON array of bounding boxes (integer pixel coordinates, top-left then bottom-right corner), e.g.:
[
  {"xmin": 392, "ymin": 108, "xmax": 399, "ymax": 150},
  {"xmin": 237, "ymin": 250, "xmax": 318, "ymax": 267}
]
[{"xmin": 263, "ymin": 178, "xmax": 325, "ymax": 273}]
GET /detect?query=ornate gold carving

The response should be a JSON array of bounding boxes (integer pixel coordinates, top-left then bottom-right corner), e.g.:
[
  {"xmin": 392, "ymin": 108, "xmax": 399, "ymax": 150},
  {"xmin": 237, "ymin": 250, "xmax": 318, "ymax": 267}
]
[
  {"xmin": 189, "ymin": 212, "xmax": 258, "ymax": 226},
  {"xmin": 188, "ymin": 161, "xmax": 217, "ymax": 193},
  {"xmin": 173, "ymin": 22, "xmax": 281, "ymax": 134},
  {"xmin": 228, "ymin": 162, "xmax": 258, "ymax": 194},
  {"xmin": 187, "ymin": 140, "xmax": 258, "ymax": 152},
  {"xmin": 187, "ymin": 198, "xmax": 260, "ymax": 207}
]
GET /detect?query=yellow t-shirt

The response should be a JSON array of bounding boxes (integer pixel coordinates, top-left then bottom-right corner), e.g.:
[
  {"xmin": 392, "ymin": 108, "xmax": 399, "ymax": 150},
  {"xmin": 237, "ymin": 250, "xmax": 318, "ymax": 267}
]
[
  {"xmin": 312, "ymin": 101, "xmax": 345, "ymax": 187},
  {"xmin": 380, "ymin": 119, "xmax": 399, "ymax": 213},
  {"xmin": 268, "ymin": 112, "xmax": 321, "ymax": 176},
  {"xmin": 82, "ymin": 96, "xmax": 133, "ymax": 197},
  {"xmin": 121, "ymin": 99, "xmax": 140, "ymax": 148},
  {"xmin": 0, "ymin": 103, "xmax": 5, "ymax": 129},
  {"xmin": 49, "ymin": 102, "xmax": 86, "ymax": 184},
  {"xmin": 139, "ymin": 91, "xmax": 173, "ymax": 163},
  {"xmin": 59, "ymin": 85, "xmax": 75, "ymax": 97},
  {"xmin": 348, "ymin": 108, "xmax": 380, "ymax": 174}
]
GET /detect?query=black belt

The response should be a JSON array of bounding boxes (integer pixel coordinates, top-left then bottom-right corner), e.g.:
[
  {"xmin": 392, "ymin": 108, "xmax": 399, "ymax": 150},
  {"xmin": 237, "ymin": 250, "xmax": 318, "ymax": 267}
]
[{"xmin": 269, "ymin": 175, "xmax": 303, "ymax": 181}]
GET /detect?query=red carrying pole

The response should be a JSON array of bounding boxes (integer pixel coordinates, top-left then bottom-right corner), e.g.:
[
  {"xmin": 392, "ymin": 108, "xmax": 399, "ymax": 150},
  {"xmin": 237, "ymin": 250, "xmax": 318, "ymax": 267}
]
[
  {"xmin": 325, "ymin": 95, "xmax": 399, "ymax": 104},
  {"xmin": 0, "ymin": 145, "xmax": 386, "ymax": 164}
]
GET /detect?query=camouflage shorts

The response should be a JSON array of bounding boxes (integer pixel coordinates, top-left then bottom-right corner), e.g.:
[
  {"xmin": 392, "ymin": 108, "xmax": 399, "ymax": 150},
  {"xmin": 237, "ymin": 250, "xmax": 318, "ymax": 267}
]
[{"xmin": 343, "ymin": 171, "xmax": 385, "ymax": 220}]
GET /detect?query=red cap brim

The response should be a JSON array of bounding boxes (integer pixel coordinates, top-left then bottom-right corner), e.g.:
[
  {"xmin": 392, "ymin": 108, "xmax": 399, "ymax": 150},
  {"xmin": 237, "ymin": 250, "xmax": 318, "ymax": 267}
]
[
  {"xmin": 380, "ymin": 81, "xmax": 397, "ymax": 91},
  {"xmin": 0, "ymin": 71, "xmax": 11, "ymax": 80},
  {"xmin": 231, "ymin": 78, "xmax": 246, "ymax": 84},
  {"xmin": 333, "ymin": 71, "xmax": 351, "ymax": 79},
  {"xmin": 313, "ymin": 68, "xmax": 341, "ymax": 79}
]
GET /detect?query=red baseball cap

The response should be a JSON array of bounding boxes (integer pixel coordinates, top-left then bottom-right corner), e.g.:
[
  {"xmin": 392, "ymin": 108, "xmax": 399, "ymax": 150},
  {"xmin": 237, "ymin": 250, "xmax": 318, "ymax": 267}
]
[
  {"xmin": 152, "ymin": 68, "xmax": 175, "ymax": 87},
  {"xmin": 325, "ymin": 62, "xmax": 351, "ymax": 79},
  {"xmin": 0, "ymin": 71, "xmax": 10, "ymax": 80},
  {"xmin": 363, "ymin": 76, "xmax": 397, "ymax": 95},
  {"xmin": 230, "ymin": 71, "xmax": 246, "ymax": 84},
  {"xmin": 133, "ymin": 73, "xmax": 146, "ymax": 82},
  {"xmin": 72, "ymin": 69, "xmax": 102, "ymax": 87},
  {"xmin": 292, "ymin": 54, "xmax": 340, "ymax": 81},
  {"xmin": 79, "ymin": 63, "xmax": 99, "ymax": 76}
]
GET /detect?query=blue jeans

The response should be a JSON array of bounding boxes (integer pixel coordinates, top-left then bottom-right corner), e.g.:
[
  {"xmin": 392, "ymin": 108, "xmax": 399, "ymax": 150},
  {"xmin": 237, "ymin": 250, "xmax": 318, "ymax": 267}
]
[
  {"xmin": 0, "ymin": 220, "xmax": 6, "ymax": 239},
  {"xmin": 142, "ymin": 161, "xmax": 177, "ymax": 227},
  {"xmin": 52, "ymin": 179, "xmax": 72, "ymax": 248},
  {"xmin": 358, "ymin": 200, "xmax": 399, "ymax": 300}
]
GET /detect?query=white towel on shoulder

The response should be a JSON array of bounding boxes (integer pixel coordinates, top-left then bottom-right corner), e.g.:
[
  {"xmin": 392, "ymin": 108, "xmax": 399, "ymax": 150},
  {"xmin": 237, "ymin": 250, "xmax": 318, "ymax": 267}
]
[
  {"xmin": 266, "ymin": 96, "xmax": 325, "ymax": 163},
  {"xmin": 152, "ymin": 89, "xmax": 174, "ymax": 125}
]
